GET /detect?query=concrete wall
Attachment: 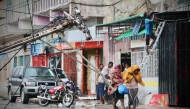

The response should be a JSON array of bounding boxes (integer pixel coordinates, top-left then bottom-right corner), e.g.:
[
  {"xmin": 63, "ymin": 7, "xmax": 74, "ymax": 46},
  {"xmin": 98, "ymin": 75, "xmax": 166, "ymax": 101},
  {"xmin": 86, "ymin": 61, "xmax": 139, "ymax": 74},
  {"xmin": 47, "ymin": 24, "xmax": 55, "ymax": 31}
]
[
  {"xmin": 0, "ymin": 0, "xmax": 5, "ymax": 18},
  {"xmin": 103, "ymin": 34, "xmax": 109, "ymax": 65},
  {"xmin": 139, "ymin": 77, "xmax": 158, "ymax": 104},
  {"xmin": 103, "ymin": 0, "xmax": 147, "ymax": 23},
  {"xmin": 0, "ymin": 47, "xmax": 31, "ymax": 97},
  {"xmin": 71, "ymin": 0, "xmax": 104, "ymax": 17}
]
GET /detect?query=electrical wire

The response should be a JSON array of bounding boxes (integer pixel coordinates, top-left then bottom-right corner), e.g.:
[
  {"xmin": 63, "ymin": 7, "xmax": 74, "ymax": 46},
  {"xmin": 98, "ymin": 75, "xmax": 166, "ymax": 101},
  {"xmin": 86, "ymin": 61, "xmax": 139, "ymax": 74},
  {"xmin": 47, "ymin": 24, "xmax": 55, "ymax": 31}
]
[
  {"xmin": 4, "ymin": 1, "xmax": 37, "ymax": 108},
  {"xmin": 70, "ymin": 0, "xmax": 122, "ymax": 7},
  {"xmin": 0, "ymin": 45, "xmax": 23, "ymax": 72},
  {"xmin": 27, "ymin": 0, "xmax": 35, "ymax": 43},
  {"xmin": 0, "ymin": 0, "xmax": 122, "ymax": 19},
  {"xmin": 39, "ymin": 39, "xmax": 96, "ymax": 72},
  {"xmin": 0, "ymin": 21, "xmax": 53, "ymax": 53},
  {"xmin": 0, "ymin": 8, "xmax": 56, "ymax": 18},
  {"xmin": 4, "ymin": 55, "xmax": 33, "ymax": 109}
]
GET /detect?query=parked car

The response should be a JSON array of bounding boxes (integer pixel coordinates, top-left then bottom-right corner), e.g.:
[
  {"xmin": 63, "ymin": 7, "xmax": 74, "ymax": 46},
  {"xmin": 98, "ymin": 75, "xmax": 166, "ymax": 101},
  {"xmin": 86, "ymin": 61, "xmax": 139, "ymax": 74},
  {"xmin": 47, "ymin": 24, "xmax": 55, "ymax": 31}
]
[
  {"xmin": 7, "ymin": 66, "xmax": 62, "ymax": 104},
  {"xmin": 51, "ymin": 68, "xmax": 69, "ymax": 83}
]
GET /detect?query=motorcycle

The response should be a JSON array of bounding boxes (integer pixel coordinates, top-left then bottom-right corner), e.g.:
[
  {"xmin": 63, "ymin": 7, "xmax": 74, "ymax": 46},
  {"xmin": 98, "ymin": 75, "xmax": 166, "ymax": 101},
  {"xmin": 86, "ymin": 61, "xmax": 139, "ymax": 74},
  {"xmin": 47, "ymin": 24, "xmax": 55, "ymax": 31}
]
[
  {"xmin": 66, "ymin": 80, "xmax": 82, "ymax": 98},
  {"xmin": 37, "ymin": 82, "xmax": 74, "ymax": 107}
]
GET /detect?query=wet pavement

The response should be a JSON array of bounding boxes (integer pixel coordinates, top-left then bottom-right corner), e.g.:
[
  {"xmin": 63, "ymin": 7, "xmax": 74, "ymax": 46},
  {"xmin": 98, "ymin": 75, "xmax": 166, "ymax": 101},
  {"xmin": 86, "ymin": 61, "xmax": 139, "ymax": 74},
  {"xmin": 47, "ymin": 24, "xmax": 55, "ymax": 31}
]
[{"xmin": 0, "ymin": 97, "xmax": 189, "ymax": 109}]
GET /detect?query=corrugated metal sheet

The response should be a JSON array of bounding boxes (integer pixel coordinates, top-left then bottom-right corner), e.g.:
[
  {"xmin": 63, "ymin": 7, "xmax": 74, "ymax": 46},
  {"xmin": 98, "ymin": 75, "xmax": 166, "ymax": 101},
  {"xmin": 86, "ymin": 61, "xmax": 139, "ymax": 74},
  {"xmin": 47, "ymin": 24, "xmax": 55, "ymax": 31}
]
[
  {"xmin": 131, "ymin": 50, "xmax": 158, "ymax": 77},
  {"xmin": 131, "ymin": 35, "xmax": 144, "ymax": 40},
  {"xmin": 158, "ymin": 21, "xmax": 190, "ymax": 107}
]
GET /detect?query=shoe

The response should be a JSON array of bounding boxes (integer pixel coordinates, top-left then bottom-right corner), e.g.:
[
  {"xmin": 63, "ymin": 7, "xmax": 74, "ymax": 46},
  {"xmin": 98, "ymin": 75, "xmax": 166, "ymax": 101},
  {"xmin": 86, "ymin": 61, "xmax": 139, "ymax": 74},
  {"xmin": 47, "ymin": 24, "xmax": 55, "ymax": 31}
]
[{"xmin": 105, "ymin": 102, "xmax": 108, "ymax": 105}]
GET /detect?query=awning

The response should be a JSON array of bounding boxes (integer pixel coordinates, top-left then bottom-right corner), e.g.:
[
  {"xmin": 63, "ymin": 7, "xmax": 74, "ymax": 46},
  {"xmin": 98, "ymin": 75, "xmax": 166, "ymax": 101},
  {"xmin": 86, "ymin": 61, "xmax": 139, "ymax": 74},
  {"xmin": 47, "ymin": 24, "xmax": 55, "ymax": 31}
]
[
  {"xmin": 95, "ymin": 14, "xmax": 144, "ymax": 27},
  {"xmin": 115, "ymin": 29, "xmax": 133, "ymax": 41},
  {"xmin": 137, "ymin": 24, "xmax": 157, "ymax": 35}
]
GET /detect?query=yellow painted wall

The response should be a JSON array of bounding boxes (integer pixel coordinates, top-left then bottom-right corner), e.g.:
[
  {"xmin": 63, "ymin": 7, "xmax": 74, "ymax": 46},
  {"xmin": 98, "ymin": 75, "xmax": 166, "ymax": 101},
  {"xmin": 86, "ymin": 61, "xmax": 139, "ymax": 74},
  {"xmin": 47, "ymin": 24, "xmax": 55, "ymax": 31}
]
[{"xmin": 87, "ymin": 49, "xmax": 96, "ymax": 90}]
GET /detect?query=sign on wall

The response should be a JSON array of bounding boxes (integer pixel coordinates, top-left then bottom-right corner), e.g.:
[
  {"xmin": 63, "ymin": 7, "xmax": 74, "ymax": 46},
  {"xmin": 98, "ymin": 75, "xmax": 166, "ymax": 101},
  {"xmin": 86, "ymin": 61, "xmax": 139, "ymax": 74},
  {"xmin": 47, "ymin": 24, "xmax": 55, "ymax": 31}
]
[
  {"xmin": 148, "ymin": 94, "xmax": 169, "ymax": 107},
  {"xmin": 0, "ymin": 53, "xmax": 7, "ymax": 59},
  {"xmin": 57, "ymin": 42, "xmax": 76, "ymax": 50}
]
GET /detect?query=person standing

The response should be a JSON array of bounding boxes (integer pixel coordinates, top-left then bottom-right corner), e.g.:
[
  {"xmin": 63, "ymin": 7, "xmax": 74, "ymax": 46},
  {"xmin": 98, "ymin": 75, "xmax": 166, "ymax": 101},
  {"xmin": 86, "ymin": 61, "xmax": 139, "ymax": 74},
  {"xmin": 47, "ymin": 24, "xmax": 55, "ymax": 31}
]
[
  {"xmin": 122, "ymin": 65, "xmax": 145, "ymax": 109},
  {"xmin": 124, "ymin": 63, "xmax": 130, "ymax": 71},
  {"xmin": 97, "ymin": 62, "xmax": 113, "ymax": 104},
  {"xmin": 96, "ymin": 64, "xmax": 104, "ymax": 104},
  {"xmin": 121, "ymin": 63, "xmax": 125, "ymax": 72},
  {"xmin": 108, "ymin": 64, "xmax": 125, "ymax": 109},
  {"xmin": 144, "ymin": 12, "xmax": 156, "ymax": 55}
]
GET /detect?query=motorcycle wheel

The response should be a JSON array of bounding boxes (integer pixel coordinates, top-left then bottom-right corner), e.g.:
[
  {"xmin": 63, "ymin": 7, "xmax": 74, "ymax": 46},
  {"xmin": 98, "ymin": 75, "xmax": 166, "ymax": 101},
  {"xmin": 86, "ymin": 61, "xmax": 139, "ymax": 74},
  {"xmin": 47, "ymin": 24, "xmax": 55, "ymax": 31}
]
[
  {"xmin": 62, "ymin": 93, "xmax": 74, "ymax": 107},
  {"xmin": 38, "ymin": 92, "xmax": 50, "ymax": 106}
]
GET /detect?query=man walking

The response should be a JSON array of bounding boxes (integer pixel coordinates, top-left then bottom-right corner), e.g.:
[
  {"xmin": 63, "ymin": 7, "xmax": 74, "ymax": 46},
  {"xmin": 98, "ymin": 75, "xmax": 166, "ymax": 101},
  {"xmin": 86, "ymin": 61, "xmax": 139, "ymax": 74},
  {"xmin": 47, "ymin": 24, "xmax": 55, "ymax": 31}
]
[
  {"xmin": 144, "ymin": 12, "xmax": 156, "ymax": 55},
  {"xmin": 96, "ymin": 64, "xmax": 104, "ymax": 104},
  {"xmin": 97, "ymin": 62, "xmax": 113, "ymax": 104}
]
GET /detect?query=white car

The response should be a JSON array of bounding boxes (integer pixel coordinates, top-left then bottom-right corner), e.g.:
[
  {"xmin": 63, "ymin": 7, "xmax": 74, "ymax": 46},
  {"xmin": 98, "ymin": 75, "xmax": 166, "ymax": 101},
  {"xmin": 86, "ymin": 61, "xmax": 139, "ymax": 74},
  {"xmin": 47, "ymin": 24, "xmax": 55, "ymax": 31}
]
[{"xmin": 51, "ymin": 68, "xmax": 69, "ymax": 83}]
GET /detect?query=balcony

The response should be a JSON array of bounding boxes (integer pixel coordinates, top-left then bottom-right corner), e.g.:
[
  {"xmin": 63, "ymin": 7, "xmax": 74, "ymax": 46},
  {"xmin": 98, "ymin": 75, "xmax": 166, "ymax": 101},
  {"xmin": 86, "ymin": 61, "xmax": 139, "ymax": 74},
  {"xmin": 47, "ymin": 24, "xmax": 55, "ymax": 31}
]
[
  {"xmin": 34, "ymin": 0, "xmax": 70, "ymax": 16},
  {"xmin": 178, "ymin": 0, "xmax": 190, "ymax": 4}
]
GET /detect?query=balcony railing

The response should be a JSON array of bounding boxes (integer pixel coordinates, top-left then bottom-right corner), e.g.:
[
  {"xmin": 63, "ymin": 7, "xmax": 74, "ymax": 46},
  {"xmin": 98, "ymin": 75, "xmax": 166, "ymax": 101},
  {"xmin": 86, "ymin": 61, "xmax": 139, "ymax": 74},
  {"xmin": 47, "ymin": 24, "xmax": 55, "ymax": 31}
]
[
  {"xmin": 6, "ymin": 0, "xmax": 32, "ymax": 22},
  {"xmin": 5, "ymin": 0, "xmax": 70, "ymax": 22},
  {"xmin": 33, "ymin": 0, "xmax": 70, "ymax": 13}
]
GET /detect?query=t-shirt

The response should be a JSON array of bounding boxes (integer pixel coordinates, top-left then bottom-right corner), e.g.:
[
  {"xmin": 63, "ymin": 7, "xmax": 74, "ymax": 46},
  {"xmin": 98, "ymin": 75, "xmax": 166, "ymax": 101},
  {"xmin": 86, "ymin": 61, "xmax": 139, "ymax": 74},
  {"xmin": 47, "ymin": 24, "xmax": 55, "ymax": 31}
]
[
  {"xmin": 98, "ymin": 66, "xmax": 109, "ymax": 83},
  {"xmin": 145, "ymin": 18, "xmax": 153, "ymax": 35}
]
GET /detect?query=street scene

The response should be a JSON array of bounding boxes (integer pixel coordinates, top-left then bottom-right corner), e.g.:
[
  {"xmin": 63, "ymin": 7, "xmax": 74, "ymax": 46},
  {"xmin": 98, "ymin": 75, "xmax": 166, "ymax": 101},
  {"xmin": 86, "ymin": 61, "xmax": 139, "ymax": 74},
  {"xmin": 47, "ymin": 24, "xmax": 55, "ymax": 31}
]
[{"xmin": 0, "ymin": 0, "xmax": 190, "ymax": 109}]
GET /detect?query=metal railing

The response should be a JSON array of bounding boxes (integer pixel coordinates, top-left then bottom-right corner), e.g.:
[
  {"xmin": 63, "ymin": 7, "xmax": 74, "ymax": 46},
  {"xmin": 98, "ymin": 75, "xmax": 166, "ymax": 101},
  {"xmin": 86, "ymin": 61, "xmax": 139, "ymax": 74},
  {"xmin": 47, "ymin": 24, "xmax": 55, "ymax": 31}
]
[
  {"xmin": 6, "ymin": 0, "xmax": 32, "ymax": 22},
  {"xmin": 131, "ymin": 50, "xmax": 158, "ymax": 77},
  {"xmin": 33, "ymin": 0, "xmax": 70, "ymax": 12}
]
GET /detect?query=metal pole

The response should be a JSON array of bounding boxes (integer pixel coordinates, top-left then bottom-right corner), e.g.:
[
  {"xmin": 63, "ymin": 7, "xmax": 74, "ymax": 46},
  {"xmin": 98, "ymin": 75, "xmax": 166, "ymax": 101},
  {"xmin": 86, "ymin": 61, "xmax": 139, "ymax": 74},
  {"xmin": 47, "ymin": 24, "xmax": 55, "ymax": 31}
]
[
  {"xmin": 61, "ymin": 35, "xmax": 114, "ymax": 90},
  {"xmin": 39, "ymin": 39, "xmax": 96, "ymax": 72}
]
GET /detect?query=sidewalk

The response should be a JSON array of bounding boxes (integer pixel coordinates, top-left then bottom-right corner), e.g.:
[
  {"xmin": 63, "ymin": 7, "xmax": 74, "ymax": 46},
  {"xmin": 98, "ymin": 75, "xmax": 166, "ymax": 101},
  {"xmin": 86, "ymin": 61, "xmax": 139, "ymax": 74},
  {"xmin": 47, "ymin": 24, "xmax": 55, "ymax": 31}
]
[{"xmin": 0, "ymin": 97, "xmax": 188, "ymax": 109}]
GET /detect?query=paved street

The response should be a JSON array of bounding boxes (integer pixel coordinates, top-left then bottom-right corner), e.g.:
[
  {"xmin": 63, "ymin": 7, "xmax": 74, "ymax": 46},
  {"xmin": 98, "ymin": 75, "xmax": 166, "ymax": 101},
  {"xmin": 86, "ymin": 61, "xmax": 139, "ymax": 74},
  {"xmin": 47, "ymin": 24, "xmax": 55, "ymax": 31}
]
[{"xmin": 0, "ymin": 97, "xmax": 188, "ymax": 109}]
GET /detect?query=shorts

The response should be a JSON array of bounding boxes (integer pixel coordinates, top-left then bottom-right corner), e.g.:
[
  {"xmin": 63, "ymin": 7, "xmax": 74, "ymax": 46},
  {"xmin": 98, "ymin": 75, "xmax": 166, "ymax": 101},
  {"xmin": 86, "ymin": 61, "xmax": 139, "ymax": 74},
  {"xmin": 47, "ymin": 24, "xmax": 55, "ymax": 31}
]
[
  {"xmin": 146, "ymin": 33, "xmax": 156, "ymax": 45},
  {"xmin": 98, "ymin": 82, "xmax": 105, "ymax": 96},
  {"xmin": 96, "ymin": 85, "xmax": 100, "ymax": 100},
  {"xmin": 112, "ymin": 89, "xmax": 124, "ymax": 101}
]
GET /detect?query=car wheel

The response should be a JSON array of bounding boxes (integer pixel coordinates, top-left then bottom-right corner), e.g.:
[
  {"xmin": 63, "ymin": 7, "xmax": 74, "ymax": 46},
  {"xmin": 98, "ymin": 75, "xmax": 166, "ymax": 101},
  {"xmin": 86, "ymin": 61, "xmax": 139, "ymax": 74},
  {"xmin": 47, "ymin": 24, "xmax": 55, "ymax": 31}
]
[
  {"xmin": 21, "ymin": 88, "xmax": 29, "ymax": 104},
  {"xmin": 8, "ymin": 88, "xmax": 17, "ymax": 102}
]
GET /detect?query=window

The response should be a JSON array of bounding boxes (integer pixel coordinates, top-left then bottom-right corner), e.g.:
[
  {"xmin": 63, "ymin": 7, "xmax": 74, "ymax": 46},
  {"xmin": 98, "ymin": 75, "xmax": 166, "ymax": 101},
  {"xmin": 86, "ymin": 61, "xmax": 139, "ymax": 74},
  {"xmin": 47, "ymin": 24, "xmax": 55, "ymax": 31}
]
[
  {"xmin": 12, "ymin": 68, "xmax": 20, "ymax": 78},
  {"xmin": 19, "ymin": 56, "xmax": 24, "ymax": 66},
  {"xmin": 24, "ymin": 68, "xmax": 55, "ymax": 77},
  {"xmin": 6, "ymin": 0, "xmax": 12, "ymax": 6},
  {"xmin": 52, "ymin": 69, "xmax": 67, "ymax": 78},
  {"xmin": 24, "ymin": 55, "xmax": 30, "ymax": 67},
  {"xmin": 14, "ymin": 57, "xmax": 17, "ymax": 68}
]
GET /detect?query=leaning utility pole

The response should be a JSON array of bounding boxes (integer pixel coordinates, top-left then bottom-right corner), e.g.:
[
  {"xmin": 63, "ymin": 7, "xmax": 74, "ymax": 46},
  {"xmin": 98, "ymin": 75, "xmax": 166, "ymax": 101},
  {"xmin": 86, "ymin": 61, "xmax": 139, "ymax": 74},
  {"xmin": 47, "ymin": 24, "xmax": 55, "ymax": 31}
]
[{"xmin": 0, "ymin": 6, "xmax": 114, "ymax": 90}]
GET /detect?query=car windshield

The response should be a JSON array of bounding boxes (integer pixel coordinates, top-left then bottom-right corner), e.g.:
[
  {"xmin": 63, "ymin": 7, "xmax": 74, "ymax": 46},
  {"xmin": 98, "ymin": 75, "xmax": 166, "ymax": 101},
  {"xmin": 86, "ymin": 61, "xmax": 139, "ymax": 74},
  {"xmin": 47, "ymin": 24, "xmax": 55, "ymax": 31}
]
[
  {"xmin": 24, "ymin": 68, "xmax": 55, "ymax": 78},
  {"xmin": 52, "ymin": 69, "xmax": 67, "ymax": 78}
]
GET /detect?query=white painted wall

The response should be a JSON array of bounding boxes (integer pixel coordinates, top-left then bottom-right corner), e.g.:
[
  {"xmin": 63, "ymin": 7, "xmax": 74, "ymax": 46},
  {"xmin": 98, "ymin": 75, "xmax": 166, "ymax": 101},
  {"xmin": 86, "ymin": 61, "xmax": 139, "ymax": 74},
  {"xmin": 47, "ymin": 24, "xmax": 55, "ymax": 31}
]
[
  {"xmin": 138, "ymin": 77, "xmax": 158, "ymax": 104},
  {"xmin": 0, "ymin": 46, "xmax": 31, "ymax": 97},
  {"xmin": 76, "ymin": 50, "xmax": 82, "ymax": 90},
  {"xmin": 65, "ymin": 26, "xmax": 104, "ymax": 42}
]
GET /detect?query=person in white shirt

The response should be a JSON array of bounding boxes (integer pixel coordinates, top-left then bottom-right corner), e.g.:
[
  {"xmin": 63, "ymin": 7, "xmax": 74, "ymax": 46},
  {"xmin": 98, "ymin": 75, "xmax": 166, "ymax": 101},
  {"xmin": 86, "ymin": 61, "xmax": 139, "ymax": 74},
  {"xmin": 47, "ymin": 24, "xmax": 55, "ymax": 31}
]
[
  {"xmin": 124, "ymin": 63, "xmax": 130, "ymax": 71},
  {"xmin": 96, "ymin": 64, "xmax": 104, "ymax": 104},
  {"xmin": 97, "ymin": 62, "xmax": 113, "ymax": 104}
]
